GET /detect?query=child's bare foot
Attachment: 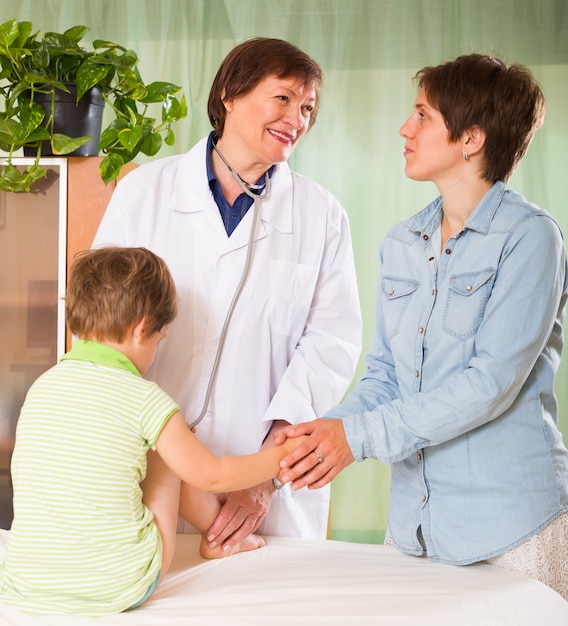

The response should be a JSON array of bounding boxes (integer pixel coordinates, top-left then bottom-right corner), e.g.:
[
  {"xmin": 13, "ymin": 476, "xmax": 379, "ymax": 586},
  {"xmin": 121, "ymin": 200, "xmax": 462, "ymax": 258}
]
[{"xmin": 199, "ymin": 533, "xmax": 265, "ymax": 559}]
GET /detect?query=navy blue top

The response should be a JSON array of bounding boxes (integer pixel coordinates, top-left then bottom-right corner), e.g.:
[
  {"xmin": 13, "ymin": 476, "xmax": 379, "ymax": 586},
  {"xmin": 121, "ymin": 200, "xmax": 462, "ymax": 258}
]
[{"xmin": 206, "ymin": 132, "xmax": 272, "ymax": 236}]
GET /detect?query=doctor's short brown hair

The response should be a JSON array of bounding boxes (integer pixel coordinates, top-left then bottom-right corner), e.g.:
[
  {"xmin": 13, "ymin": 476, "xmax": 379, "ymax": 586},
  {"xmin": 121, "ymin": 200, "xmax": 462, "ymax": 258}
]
[
  {"xmin": 415, "ymin": 53, "xmax": 545, "ymax": 183},
  {"xmin": 207, "ymin": 37, "xmax": 323, "ymax": 138},
  {"xmin": 66, "ymin": 247, "xmax": 178, "ymax": 342}
]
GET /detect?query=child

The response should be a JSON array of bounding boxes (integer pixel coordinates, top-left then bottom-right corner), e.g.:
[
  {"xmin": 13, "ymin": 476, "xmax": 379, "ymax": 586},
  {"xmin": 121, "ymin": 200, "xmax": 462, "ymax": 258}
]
[{"xmin": 0, "ymin": 247, "xmax": 302, "ymax": 616}]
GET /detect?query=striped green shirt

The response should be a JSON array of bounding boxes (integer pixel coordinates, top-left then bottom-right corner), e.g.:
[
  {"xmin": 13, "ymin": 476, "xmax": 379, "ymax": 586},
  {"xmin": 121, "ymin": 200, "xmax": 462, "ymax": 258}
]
[{"xmin": 0, "ymin": 340, "xmax": 179, "ymax": 615}]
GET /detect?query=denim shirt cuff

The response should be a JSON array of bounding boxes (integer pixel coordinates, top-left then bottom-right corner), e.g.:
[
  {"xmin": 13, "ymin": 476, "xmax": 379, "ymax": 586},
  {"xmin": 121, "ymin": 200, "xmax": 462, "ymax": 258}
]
[{"xmin": 331, "ymin": 413, "xmax": 375, "ymax": 463}]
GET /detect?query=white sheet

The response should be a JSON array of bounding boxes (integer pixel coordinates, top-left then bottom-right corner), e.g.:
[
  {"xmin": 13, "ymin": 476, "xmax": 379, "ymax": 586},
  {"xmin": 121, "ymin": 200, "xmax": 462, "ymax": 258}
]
[{"xmin": 1, "ymin": 530, "xmax": 567, "ymax": 625}]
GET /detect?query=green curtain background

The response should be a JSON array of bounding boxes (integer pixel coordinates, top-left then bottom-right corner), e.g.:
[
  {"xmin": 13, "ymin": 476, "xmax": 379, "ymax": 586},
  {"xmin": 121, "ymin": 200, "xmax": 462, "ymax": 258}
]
[{"xmin": 2, "ymin": 0, "xmax": 567, "ymax": 543}]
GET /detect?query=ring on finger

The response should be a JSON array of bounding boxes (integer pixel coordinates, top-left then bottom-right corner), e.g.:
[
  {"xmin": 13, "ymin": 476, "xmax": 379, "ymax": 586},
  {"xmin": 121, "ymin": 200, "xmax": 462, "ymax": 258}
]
[{"xmin": 313, "ymin": 450, "xmax": 324, "ymax": 464}]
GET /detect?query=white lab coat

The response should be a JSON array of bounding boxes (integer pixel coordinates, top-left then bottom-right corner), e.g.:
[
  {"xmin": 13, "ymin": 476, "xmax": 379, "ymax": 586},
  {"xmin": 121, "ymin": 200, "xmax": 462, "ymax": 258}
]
[{"xmin": 93, "ymin": 137, "xmax": 362, "ymax": 538}]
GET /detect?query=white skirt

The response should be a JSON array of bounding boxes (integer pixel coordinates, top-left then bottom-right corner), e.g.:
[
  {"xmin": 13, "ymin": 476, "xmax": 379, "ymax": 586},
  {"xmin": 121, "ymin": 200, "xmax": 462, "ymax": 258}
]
[
  {"xmin": 487, "ymin": 511, "xmax": 568, "ymax": 602},
  {"xmin": 384, "ymin": 512, "xmax": 568, "ymax": 601}
]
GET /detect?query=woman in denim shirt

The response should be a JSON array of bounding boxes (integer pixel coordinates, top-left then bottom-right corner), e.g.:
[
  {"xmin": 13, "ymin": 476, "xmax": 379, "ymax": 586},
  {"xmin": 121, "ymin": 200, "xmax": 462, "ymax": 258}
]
[{"xmin": 278, "ymin": 54, "xmax": 568, "ymax": 600}]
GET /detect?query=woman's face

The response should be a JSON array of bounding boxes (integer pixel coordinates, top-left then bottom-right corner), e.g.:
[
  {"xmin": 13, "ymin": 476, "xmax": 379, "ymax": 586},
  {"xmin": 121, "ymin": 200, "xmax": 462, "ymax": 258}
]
[
  {"xmin": 399, "ymin": 89, "xmax": 464, "ymax": 184},
  {"xmin": 222, "ymin": 74, "xmax": 317, "ymax": 168}
]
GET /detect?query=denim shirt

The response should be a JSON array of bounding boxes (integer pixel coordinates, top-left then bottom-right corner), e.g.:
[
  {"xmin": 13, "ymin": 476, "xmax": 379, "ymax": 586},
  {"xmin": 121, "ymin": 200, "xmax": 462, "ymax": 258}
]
[{"xmin": 328, "ymin": 181, "xmax": 568, "ymax": 564}]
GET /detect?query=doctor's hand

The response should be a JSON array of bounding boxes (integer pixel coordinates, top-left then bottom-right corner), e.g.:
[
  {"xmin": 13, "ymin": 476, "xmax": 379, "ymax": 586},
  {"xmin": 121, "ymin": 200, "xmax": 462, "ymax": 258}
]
[
  {"xmin": 205, "ymin": 418, "xmax": 291, "ymax": 552},
  {"xmin": 275, "ymin": 418, "xmax": 355, "ymax": 490},
  {"xmin": 205, "ymin": 483, "xmax": 273, "ymax": 552}
]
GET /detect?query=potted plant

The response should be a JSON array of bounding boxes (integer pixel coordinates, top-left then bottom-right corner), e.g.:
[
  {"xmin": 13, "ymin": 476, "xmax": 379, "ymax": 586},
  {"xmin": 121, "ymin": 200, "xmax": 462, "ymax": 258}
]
[{"xmin": 0, "ymin": 18, "xmax": 188, "ymax": 192}]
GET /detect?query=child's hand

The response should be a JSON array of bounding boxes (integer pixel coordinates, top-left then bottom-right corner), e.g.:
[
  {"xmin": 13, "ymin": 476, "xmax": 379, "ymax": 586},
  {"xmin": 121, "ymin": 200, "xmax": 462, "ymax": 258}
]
[{"xmin": 281, "ymin": 434, "xmax": 309, "ymax": 454}]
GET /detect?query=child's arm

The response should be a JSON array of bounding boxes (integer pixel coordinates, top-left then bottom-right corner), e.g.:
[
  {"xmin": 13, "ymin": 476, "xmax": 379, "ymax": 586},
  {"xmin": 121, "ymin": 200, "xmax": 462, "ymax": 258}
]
[{"xmin": 155, "ymin": 411, "xmax": 306, "ymax": 494}]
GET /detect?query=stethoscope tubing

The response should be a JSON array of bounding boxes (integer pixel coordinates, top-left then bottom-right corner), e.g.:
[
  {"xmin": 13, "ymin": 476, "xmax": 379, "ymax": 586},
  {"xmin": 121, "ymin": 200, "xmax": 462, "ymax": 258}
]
[{"xmin": 187, "ymin": 171, "xmax": 271, "ymax": 430}]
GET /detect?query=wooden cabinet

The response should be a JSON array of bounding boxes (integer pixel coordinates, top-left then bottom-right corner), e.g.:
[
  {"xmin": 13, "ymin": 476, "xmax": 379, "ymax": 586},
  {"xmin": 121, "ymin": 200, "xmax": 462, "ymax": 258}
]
[
  {"xmin": 65, "ymin": 157, "xmax": 137, "ymax": 348},
  {"xmin": 0, "ymin": 156, "xmax": 135, "ymax": 528},
  {"xmin": 66, "ymin": 157, "xmax": 117, "ymax": 278},
  {"xmin": 66, "ymin": 157, "xmax": 137, "ymax": 278}
]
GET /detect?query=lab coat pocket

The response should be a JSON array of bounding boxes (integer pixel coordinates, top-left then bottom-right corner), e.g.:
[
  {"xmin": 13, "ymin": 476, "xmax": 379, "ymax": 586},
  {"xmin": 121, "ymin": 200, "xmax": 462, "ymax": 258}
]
[
  {"xmin": 269, "ymin": 260, "xmax": 318, "ymax": 337},
  {"xmin": 381, "ymin": 276, "xmax": 420, "ymax": 339},
  {"xmin": 443, "ymin": 269, "xmax": 496, "ymax": 339}
]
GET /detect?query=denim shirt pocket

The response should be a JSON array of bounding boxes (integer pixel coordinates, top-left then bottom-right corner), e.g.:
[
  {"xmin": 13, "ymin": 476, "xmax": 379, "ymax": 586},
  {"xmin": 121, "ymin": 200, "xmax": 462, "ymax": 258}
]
[
  {"xmin": 443, "ymin": 269, "xmax": 496, "ymax": 339},
  {"xmin": 381, "ymin": 276, "xmax": 421, "ymax": 339}
]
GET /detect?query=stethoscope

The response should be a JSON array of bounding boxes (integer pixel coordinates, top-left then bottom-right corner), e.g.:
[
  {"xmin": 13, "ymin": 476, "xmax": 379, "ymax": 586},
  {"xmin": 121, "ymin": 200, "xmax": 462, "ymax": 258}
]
[{"xmin": 187, "ymin": 141, "xmax": 272, "ymax": 430}]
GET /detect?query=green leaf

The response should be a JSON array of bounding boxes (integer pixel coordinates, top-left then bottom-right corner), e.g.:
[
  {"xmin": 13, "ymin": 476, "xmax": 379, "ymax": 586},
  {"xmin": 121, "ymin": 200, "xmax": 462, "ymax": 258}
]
[
  {"xmin": 140, "ymin": 131, "xmax": 162, "ymax": 156},
  {"xmin": 142, "ymin": 81, "xmax": 181, "ymax": 103},
  {"xmin": 118, "ymin": 125, "xmax": 143, "ymax": 151},
  {"xmin": 32, "ymin": 40, "xmax": 50, "ymax": 70},
  {"xmin": 16, "ymin": 101, "xmax": 45, "ymax": 140},
  {"xmin": 24, "ymin": 73, "xmax": 67, "ymax": 91},
  {"xmin": 92, "ymin": 39, "xmax": 128, "ymax": 55},
  {"xmin": 164, "ymin": 127, "xmax": 175, "ymax": 146},
  {"xmin": 21, "ymin": 163, "xmax": 49, "ymax": 190},
  {"xmin": 62, "ymin": 25, "xmax": 89, "ymax": 44},
  {"xmin": 76, "ymin": 63, "xmax": 109, "ymax": 100},
  {"xmin": 50, "ymin": 133, "xmax": 92, "ymax": 155},
  {"xmin": 100, "ymin": 152, "xmax": 124, "ymax": 184},
  {"xmin": 0, "ymin": 163, "xmax": 47, "ymax": 192},
  {"xmin": 23, "ymin": 126, "xmax": 51, "ymax": 143},
  {"xmin": 14, "ymin": 21, "xmax": 35, "ymax": 49},
  {"xmin": 116, "ymin": 68, "xmax": 147, "ymax": 100},
  {"xmin": 162, "ymin": 94, "xmax": 187, "ymax": 123},
  {"xmin": 0, "ymin": 164, "xmax": 23, "ymax": 186},
  {"xmin": 0, "ymin": 19, "xmax": 20, "ymax": 47},
  {"xmin": 99, "ymin": 125, "xmax": 120, "ymax": 150},
  {"xmin": 0, "ymin": 116, "xmax": 18, "ymax": 136}
]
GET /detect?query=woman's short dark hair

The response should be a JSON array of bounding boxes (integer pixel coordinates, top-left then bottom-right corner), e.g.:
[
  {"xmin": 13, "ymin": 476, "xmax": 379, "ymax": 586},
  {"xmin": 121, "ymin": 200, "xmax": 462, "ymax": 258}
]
[
  {"xmin": 207, "ymin": 37, "xmax": 323, "ymax": 138},
  {"xmin": 66, "ymin": 247, "xmax": 178, "ymax": 342},
  {"xmin": 415, "ymin": 54, "xmax": 545, "ymax": 182}
]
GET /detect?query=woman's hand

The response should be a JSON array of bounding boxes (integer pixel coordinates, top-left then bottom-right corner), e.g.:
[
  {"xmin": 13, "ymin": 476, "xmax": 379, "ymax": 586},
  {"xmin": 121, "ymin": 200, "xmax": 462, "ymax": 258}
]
[{"xmin": 275, "ymin": 418, "xmax": 355, "ymax": 490}]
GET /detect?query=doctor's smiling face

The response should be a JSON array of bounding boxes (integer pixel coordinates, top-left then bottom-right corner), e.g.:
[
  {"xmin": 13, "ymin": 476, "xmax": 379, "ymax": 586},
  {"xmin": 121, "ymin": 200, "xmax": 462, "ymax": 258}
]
[
  {"xmin": 222, "ymin": 75, "xmax": 316, "ymax": 170},
  {"xmin": 207, "ymin": 38, "xmax": 322, "ymax": 178}
]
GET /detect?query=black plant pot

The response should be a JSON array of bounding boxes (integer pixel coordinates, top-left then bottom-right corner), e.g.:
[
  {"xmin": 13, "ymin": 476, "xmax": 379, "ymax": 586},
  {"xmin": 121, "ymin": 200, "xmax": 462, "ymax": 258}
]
[{"xmin": 23, "ymin": 83, "xmax": 105, "ymax": 157}]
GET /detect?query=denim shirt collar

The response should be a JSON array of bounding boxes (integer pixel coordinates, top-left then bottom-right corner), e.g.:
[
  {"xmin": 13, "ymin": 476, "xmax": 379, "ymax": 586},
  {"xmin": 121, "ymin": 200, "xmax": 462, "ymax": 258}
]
[{"xmin": 404, "ymin": 181, "xmax": 507, "ymax": 239}]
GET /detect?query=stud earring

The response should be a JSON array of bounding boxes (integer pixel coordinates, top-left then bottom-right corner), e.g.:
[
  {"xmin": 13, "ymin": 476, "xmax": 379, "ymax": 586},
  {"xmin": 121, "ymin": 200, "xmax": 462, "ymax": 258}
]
[{"xmin": 463, "ymin": 151, "xmax": 469, "ymax": 161}]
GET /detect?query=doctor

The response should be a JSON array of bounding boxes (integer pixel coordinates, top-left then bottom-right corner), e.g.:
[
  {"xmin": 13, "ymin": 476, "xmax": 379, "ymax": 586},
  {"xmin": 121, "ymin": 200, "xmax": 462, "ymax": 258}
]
[{"xmin": 93, "ymin": 37, "xmax": 362, "ymax": 551}]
